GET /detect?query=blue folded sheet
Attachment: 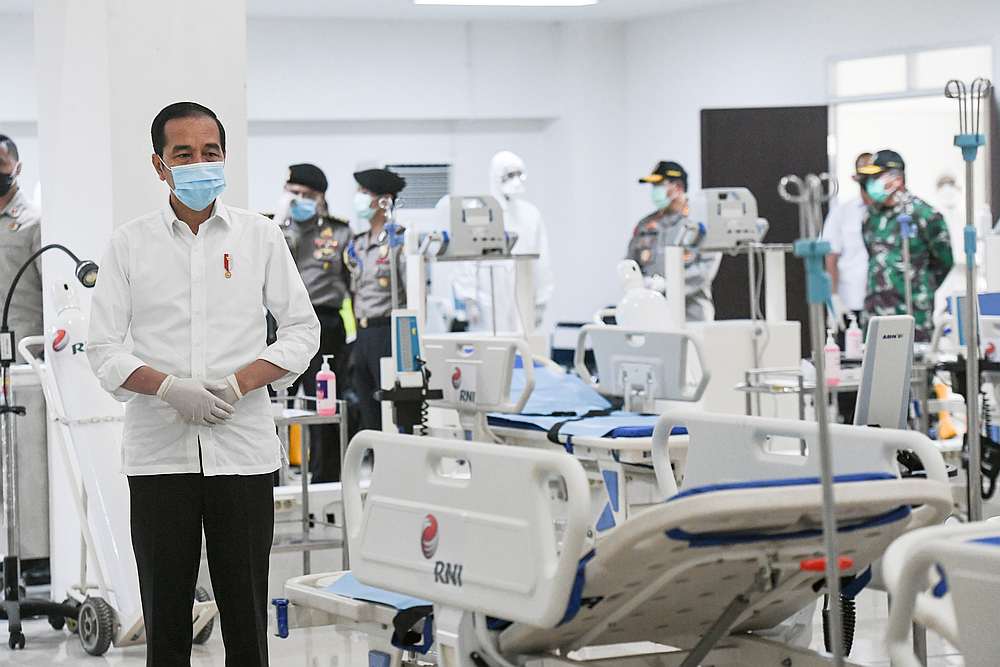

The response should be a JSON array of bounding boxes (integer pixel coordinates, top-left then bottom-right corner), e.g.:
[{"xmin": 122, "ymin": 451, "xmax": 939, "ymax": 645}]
[
  {"xmin": 509, "ymin": 362, "xmax": 611, "ymax": 415},
  {"xmin": 495, "ymin": 363, "xmax": 686, "ymax": 438},
  {"xmin": 325, "ymin": 572, "xmax": 430, "ymax": 610}
]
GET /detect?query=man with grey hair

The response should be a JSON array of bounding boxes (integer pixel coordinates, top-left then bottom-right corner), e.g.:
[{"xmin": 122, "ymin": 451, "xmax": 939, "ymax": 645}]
[{"xmin": 0, "ymin": 134, "xmax": 43, "ymax": 359}]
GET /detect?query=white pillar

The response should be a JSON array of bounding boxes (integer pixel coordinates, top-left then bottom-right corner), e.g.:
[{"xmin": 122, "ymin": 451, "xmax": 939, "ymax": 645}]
[
  {"xmin": 33, "ymin": 0, "xmax": 249, "ymax": 607},
  {"xmin": 764, "ymin": 248, "xmax": 787, "ymax": 322}
]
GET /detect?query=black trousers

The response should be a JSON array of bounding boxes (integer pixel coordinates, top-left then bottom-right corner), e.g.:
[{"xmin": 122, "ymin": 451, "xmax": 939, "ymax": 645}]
[
  {"xmin": 287, "ymin": 306, "xmax": 348, "ymax": 482},
  {"xmin": 352, "ymin": 323, "xmax": 391, "ymax": 431},
  {"xmin": 128, "ymin": 471, "xmax": 274, "ymax": 667}
]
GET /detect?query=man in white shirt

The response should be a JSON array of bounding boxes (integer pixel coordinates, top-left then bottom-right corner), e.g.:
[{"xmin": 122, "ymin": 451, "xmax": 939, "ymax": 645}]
[
  {"xmin": 823, "ymin": 152, "xmax": 873, "ymax": 328},
  {"xmin": 822, "ymin": 152, "xmax": 872, "ymax": 424},
  {"xmin": 88, "ymin": 102, "xmax": 319, "ymax": 666}
]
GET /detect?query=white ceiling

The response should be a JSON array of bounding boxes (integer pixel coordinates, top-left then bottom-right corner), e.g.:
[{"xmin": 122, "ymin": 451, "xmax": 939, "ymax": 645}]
[
  {"xmin": 246, "ymin": 0, "xmax": 742, "ymax": 21},
  {"xmin": 1, "ymin": 0, "xmax": 742, "ymax": 21}
]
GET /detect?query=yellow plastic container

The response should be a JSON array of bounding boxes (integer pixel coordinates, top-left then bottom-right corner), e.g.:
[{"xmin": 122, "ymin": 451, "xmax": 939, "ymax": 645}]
[{"xmin": 289, "ymin": 423, "xmax": 302, "ymax": 466}]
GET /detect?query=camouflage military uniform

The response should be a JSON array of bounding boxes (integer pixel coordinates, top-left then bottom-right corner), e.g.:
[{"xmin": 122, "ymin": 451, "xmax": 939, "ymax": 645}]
[
  {"xmin": 626, "ymin": 210, "xmax": 722, "ymax": 321},
  {"xmin": 862, "ymin": 197, "xmax": 953, "ymax": 342}
]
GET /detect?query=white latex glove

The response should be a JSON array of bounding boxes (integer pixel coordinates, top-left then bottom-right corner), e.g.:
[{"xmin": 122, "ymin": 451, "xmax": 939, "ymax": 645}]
[
  {"xmin": 829, "ymin": 293, "xmax": 849, "ymax": 331},
  {"xmin": 644, "ymin": 274, "xmax": 667, "ymax": 294},
  {"xmin": 534, "ymin": 303, "xmax": 545, "ymax": 329},
  {"xmin": 157, "ymin": 375, "xmax": 234, "ymax": 426},
  {"xmin": 464, "ymin": 299, "xmax": 482, "ymax": 326},
  {"xmin": 274, "ymin": 191, "xmax": 295, "ymax": 225},
  {"xmin": 204, "ymin": 374, "xmax": 244, "ymax": 408}
]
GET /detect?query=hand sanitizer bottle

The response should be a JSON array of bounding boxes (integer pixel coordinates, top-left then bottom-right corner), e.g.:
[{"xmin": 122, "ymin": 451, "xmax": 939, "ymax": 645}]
[
  {"xmin": 845, "ymin": 315, "xmax": 863, "ymax": 360},
  {"xmin": 824, "ymin": 330, "xmax": 841, "ymax": 387},
  {"xmin": 316, "ymin": 355, "xmax": 337, "ymax": 416}
]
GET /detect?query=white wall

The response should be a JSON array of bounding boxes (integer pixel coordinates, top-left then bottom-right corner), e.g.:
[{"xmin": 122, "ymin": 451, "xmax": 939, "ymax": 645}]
[
  {"xmin": 244, "ymin": 18, "xmax": 627, "ymax": 326},
  {"xmin": 623, "ymin": 0, "xmax": 1000, "ymax": 225},
  {"xmin": 3, "ymin": 14, "xmax": 41, "ymax": 198},
  {"xmin": 4, "ymin": 13, "xmax": 626, "ymax": 326},
  {"xmin": 9, "ymin": 0, "xmax": 1000, "ymax": 328}
]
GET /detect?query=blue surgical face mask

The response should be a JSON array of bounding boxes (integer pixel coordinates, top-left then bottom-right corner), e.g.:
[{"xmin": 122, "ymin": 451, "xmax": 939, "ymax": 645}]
[
  {"xmin": 651, "ymin": 184, "xmax": 672, "ymax": 210},
  {"xmin": 289, "ymin": 197, "xmax": 318, "ymax": 222},
  {"xmin": 865, "ymin": 176, "xmax": 890, "ymax": 204},
  {"xmin": 160, "ymin": 157, "xmax": 226, "ymax": 212},
  {"xmin": 354, "ymin": 191, "xmax": 376, "ymax": 220}
]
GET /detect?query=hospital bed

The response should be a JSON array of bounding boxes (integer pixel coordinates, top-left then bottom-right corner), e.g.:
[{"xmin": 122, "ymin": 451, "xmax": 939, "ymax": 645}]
[
  {"xmin": 422, "ymin": 329, "xmax": 707, "ymax": 528},
  {"xmin": 281, "ymin": 408, "xmax": 952, "ymax": 666},
  {"xmin": 883, "ymin": 520, "xmax": 1000, "ymax": 667}
]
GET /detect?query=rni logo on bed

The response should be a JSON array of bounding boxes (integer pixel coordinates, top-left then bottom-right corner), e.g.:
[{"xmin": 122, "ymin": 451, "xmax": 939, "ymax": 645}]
[
  {"xmin": 422, "ymin": 514, "xmax": 463, "ymax": 587},
  {"xmin": 451, "ymin": 366, "xmax": 476, "ymax": 404},
  {"xmin": 52, "ymin": 329, "xmax": 69, "ymax": 352},
  {"xmin": 421, "ymin": 514, "xmax": 439, "ymax": 559}
]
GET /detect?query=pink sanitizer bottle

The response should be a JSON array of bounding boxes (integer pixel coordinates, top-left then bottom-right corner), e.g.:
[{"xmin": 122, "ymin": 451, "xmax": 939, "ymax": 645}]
[{"xmin": 315, "ymin": 355, "xmax": 337, "ymax": 416}]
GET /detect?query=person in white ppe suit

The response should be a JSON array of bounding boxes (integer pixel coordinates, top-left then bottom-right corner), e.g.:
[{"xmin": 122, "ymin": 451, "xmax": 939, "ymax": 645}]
[{"xmin": 452, "ymin": 151, "xmax": 555, "ymax": 333}]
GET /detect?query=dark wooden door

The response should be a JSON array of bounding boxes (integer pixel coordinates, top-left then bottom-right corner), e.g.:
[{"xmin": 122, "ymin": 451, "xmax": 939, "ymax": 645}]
[{"xmin": 701, "ymin": 105, "xmax": 829, "ymax": 356}]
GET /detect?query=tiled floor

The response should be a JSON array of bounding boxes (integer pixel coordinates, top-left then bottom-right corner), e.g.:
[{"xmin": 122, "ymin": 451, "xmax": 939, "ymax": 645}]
[{"xmin": 6, "ymin": 580, "xmax": 966, "ymax": 666}]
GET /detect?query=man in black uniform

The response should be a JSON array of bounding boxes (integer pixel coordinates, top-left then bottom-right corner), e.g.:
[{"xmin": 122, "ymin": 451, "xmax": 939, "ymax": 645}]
[
  {"xmin": 344, "ymin": 168, "xmax": 406, "ymax": 431},
  {"xmin": 279, "ymin": 163, "xmax": 352, "ymax": 481}
]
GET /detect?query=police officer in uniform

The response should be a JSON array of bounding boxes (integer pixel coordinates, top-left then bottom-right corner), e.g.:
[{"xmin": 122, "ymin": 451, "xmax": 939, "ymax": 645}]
[
  {"xmin": 0, "ymin": 135, "xmax": 43, "ymax": 358},
  {"xmin": 627, "ymin": 161, "xmax": 721, "ymax": 321},
  {"xmin": 279, "ymin": 163, "xmax": 352, "ymax": 481},
  {"xmin": 344, "ymin": 168, "xmax": 407, "ymax": 431}
]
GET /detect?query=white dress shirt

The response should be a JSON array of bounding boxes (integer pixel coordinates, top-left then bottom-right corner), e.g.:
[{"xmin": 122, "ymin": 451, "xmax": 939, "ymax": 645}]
[
  {"xmin": 821, "ymin": 196, "xmax": 869, "ymax": 312},
  {"xmin": 87, "ymin": 200, "xmax": 320, "ymax": 476}
]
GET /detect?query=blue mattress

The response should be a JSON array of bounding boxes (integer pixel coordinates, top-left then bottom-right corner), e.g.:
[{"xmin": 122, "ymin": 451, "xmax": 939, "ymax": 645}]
[{"xmin": 488, "ymin": 411, "xmax": 685, "ymax": 439}]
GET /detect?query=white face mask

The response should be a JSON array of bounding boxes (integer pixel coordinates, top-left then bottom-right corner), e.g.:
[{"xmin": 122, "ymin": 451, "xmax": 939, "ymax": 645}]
[
  {"xmin": 354, "ymin": 191, "xmax": 375, "ymax": 220},
  {"xmin": 937, "ymin": 184, "xmax": 960, "ymax": 208},
  {"xmin": 500, "ymin": 171, "xmax": 526, "ymax": 197}
]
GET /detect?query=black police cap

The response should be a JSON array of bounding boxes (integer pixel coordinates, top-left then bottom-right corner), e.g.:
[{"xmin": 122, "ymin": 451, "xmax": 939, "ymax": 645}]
[
  {"xmin": 638, "ymin": 160, "xmax": 688, "ymax": 188},
  {"xmin": 857, "ymin": 149, "xmax": 905, "ymax": 176},
  {"xmin": 353, "ymin": 168, "xmax": 406, "ymax": 196},
  {"xmin": 287, "ymin": 163, "xmax": 328, "ymax": 193}
]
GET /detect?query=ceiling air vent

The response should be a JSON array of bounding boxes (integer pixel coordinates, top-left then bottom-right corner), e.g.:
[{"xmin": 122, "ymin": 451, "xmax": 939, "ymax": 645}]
[{"xmin": 385, "ymin": 163, "xmax": 451, "ymax": 210}]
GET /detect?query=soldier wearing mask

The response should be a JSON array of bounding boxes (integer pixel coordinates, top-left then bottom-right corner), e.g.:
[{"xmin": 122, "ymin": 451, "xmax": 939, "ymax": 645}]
[{"xmin": 858, "ymin": 149, "xmax": 954, "ymax": 342}]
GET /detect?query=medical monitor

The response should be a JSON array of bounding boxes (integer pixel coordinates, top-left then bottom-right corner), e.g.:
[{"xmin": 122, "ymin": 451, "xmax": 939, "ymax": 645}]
[
  {"xmin": 687, "ymin": 187, "xmax": 764, "ymax": 251},
  {"xmin": 854, "ymin": 315, "xmax": 915, "ymax": 430},
  {"xmin": 391, "ymin": 310, "xmax": 424, "ymax": 389}
]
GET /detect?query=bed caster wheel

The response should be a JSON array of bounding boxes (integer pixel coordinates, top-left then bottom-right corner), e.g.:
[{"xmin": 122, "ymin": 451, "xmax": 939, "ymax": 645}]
[
  {"xmin": 193, "ymin": 586, "xmax": 215, "ymax": 645},
  {"xmin": 48, "ymin": 614, "xmax": 66, "ymax": 631},
  {"xmin": 8, "ymin": 631, "xmax": 25, "ymax": 650},
  {"xmin": 63, "ymin": 598, "xmax": 81, "ymax": 634},
  {"xmin": 78, "ymin": 597, "xmax": 115, "ymax": 656}
]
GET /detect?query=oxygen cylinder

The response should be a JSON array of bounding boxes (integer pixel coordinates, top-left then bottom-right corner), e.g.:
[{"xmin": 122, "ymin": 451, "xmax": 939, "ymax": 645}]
[{"xmin": 46, "ymin": 282, "xmax": 142, "ymax": 631}]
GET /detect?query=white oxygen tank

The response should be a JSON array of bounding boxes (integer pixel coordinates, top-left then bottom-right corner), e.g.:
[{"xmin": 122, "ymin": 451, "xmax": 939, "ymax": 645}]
[
  {"xmin": 46, "ymin": 282, "xmax": 142, "ymax": 635},
  {"xmin": 615, "ymin": 260, "xmax": 672, "ymax": 330}
]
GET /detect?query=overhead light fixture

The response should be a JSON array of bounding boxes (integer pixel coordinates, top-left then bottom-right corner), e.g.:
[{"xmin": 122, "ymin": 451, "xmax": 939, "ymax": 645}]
[{"xmin": 415, "ymin": 0, "xmax": 597, "ymax": 6}]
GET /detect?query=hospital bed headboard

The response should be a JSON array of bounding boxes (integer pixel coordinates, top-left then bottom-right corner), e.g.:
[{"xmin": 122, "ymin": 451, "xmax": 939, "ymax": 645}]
[
  {"xmin": 574, "ymin": 325, "xmax": 710, "ymax": 405},
  {"xmin": 855, "ymin": 315, "xmax": 915, "ymax": 429},
  {"xmin": 341, "ymin": 430, "xmax": 591, "ymax": 628},
  {"xmin": 422, "ymin": 335, "xmax": 535, "ymax": 414},
  {"xmin": 652, "ymin": 408, "xmax": 949, "ymax": 508}
]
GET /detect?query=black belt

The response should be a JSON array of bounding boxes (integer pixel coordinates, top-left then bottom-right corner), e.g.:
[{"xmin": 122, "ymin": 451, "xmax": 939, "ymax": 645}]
[
  {"xmin": 358, "ymin": 316, "xmax": 391, "ymax": 329},
  {"xmin": 313, "ymin": 304, "xmax": 344, "ymax": 317}
]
